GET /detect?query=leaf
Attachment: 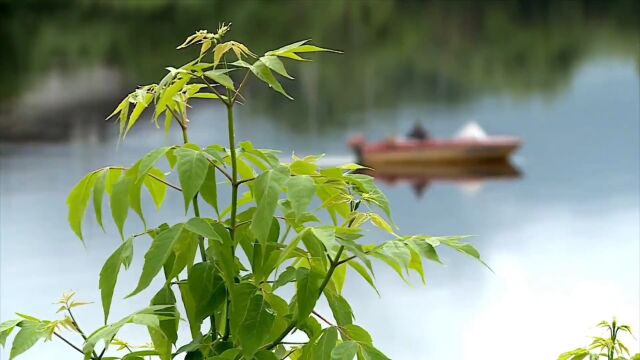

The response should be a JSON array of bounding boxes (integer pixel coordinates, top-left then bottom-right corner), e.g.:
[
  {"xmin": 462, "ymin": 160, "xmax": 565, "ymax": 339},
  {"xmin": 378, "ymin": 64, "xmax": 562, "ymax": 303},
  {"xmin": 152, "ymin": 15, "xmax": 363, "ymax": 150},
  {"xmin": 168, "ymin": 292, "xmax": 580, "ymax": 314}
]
[
  {"xmin": 359, "ymin": 344, "xmax": 391, "ymax": 360},
  {"xmin": 187, "ymin": 262, "xmax": 225, "ymax": 322},
  {"xmin": 110, "ymin": 170, "xmax": 133, "ymax": 239},
  {"xmin": 287, "ymin": 175, "xmax": 316, "ymax": 221},
  {"xmin": 124, "ymin": 91, "xmax": 153, "ymax": 137},
  {"xmin": 67, "ymin": 171, "xmax": 99, "ymax": 241},
  {"xmin": 273, "ymin": 266, "xmax": 297, "ymax": 290},
  {"xmin": 266, "ymin": 40, "xmax": 339, "ymax": 61},
  {"xmin": 346, "ymin": 174, "xmax": 392, "ymax": 222},
  {"xmin": 331, "ymin": 341, "xmax": 358, "ymax": 360},
  {"xmin": 128, "ymin": 224, "xmax": 189, "ymax": 297},
  {"xmin": 0, "ymin": 320, "xmax": 21, "ymax": 347},
  {"xmin": 251, "ymin": 167, "xmax": 288, "ymax": 244},
  {"xmin": 313, "ymin": 327, "xmax": 338, "ymax": 360},
  {"xmin": 175, "ymin": 146, "xmax": 209, "ymax": 212},
  {"xmin": 144, "ymin": 168, "xmax": 168, "ymax": 210},
  {"xmin": 235, "ymin": 59, "xmax": 293, "ymax": 99},
  {"xmin": 84, "ymin": 306, "xmax": 173, "ymax": 356},
  {"xmin": 99, "ymin": 238, "xmax": 134, "ymax": 324},
  {"xmin": 9, "ymin": 321, "xmax": 44, "ymax": 360},
  {"xmin": 254, "ymin": 350, "xmax": 279, "ymax": 360},
  {"xmin": 138, "ymin": 147, "xmax": 170, "ymax": 181},
  {"xmin": 231, "ymin": 284, "xmax": 275, "ymax": 357},
  {"xmin": 342, "ymin": 325, "xmax": 372, "ymax": 344},
  {"xmin": 92, "ymin": 169, "xmax": 108, "ymax": 231},
  {"xmin": 324, "ymin": 289, "xmax": 353, "ymax": 326},
  {"xmin": 347, "ymin": 261, "xmax": 379, "ymax": 295},
  {"xmin": 204, "ymin": 69, "xmax": 235, "ymax": 91},
  {"xmin": 185, "ymin": 217, "xmax": 223, "ymax": 242},
  {"xmin": 260, "ymin": 56, "xmax": 293, "ymax": 79},
  {"xmin": 295, "ymin": 267, "xmax": 323, "ymax": 324},
  {"xmin": 156, "ymin": 75, "xmax": 191, "ymax": 119},
  {"xmin": 149, "ymin": 286, "xmax": 178, "ymax": 360},
  {"xmin": 200, "ymin": 165, "xmax": 218, "ymax": 215}
]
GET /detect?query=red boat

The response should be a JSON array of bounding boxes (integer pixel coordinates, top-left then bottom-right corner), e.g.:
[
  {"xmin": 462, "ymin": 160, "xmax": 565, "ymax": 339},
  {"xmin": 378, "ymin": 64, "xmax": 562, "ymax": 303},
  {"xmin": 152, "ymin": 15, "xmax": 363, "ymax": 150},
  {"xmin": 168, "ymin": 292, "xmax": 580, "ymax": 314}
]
[{"xmin": 348, "ymin": 122, "xmax": 521, "ymax": 167}]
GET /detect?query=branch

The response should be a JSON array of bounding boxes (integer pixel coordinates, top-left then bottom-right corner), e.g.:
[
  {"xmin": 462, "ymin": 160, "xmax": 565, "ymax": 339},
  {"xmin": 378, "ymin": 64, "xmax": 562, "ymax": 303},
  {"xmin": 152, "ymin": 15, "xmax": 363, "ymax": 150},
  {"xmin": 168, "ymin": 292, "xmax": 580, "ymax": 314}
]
[
  {"xmin": 235, "ymin": 176, "xmax": 256, "ymax": 186},
  {"xmin": 312, "ymin": 311, "xmax": 335, "ymax": 327},
  {"xmin": 53, "ymin": 332, "xmax": 85, "ymax": 357},
  {"xmin": 108, "ymin": 166, "xmax": 182, "ymax": 192},
  {"xmin": 66, "ymin": 309, "xmax": 99, "ymax": 360},
  {"xmin": 199, "ymin": 76, "xmax": 227, "ymax": 105},
  {"xmin": 231, "ymin": 70, "xmax": 251, "ymax": 104},
  {"xmin": 205, "ymin": 158, "xmax": 233, "ymax": 182}
]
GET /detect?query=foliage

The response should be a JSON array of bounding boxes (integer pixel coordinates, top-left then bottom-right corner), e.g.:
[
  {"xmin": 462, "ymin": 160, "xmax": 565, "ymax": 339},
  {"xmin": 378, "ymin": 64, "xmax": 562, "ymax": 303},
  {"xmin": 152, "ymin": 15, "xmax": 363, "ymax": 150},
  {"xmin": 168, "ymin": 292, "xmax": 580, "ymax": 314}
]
[
  {"xmin": 559, "ymin": 318, "xmax": 640, "ymax": 360},
  {"xmin": 0, "ymin": 24, "xmax": 485, "ymax": 359}
]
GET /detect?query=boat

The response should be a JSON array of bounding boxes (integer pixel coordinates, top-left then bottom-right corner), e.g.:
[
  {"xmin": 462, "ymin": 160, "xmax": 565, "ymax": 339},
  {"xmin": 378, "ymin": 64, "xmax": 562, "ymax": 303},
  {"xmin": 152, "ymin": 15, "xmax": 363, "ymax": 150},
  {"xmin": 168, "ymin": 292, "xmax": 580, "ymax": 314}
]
[{"xmin": 348, "ymin": 122, "xmax": 521, "ymax": 167}]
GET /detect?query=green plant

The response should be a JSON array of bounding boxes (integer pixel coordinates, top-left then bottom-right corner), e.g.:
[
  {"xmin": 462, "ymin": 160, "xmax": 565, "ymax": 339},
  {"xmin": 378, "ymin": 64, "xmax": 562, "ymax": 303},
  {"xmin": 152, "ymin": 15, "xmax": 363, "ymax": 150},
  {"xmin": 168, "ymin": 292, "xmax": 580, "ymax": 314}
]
[
  {"xmin": 559, "ymin": 318, "xmax": 640, "ymax": 360},
  {"xmin": 0, "ymin": 24, "xmax": 485, "ymax": 360}
]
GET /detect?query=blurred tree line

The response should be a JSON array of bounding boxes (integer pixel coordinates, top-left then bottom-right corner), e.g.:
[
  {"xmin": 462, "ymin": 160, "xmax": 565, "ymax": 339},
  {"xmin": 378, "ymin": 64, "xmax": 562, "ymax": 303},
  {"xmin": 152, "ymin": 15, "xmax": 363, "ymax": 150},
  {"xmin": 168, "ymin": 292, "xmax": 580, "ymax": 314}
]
[{"xmin": 1, "ymin": 0, "xmax": 638, "ymax": 132}]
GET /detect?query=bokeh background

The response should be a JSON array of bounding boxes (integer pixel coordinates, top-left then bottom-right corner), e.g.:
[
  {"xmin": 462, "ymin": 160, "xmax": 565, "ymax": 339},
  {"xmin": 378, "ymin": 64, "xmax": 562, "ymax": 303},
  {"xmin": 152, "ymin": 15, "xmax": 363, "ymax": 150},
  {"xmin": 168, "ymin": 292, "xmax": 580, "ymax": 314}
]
[{"xmin": 1, "ymin": 0, "xmax": 639, "ymax": 359}]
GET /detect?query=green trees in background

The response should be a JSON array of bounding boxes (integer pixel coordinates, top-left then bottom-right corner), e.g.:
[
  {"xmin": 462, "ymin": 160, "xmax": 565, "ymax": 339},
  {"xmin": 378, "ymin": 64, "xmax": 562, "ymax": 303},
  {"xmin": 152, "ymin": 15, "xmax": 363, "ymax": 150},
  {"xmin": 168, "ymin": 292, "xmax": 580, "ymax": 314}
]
[{"xmin": 0, "ymin": 24, "xmax": 484, "ymax": 359}]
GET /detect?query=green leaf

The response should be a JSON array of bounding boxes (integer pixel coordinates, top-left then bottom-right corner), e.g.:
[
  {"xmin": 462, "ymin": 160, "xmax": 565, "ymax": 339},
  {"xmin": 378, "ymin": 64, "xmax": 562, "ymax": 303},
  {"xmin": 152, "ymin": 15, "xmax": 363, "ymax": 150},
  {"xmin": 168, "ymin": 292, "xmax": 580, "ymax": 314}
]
[
  {"xmin": 144, "ymin": 167, "xmax": 168, "ymax": 210},
  {"xmin": 236, "ymin": 59, "xmax": 293, "ymax": 99},
  {"xmin": 295, "ymin": 267, "xmax": 323, "ymax": 324},
  {"xmin": 342, "ymin": 325, "xmax": 372, "ymax": 344},
  {"xmin": 128, "ymin": 224, "xmax": 189, "ymax": 297},
  {"xmin": 204, "ymin": 69, "xmax": 235, "ymax": 91},
  {"xmin": 149, "ymin": 286, "xmax": 178, "ymax": 360},
  {"xmin": 254, "ymin": 350, "xmax": 279, "ymax": 360},
  {"xmin": 9, "ymin": 321, "xmax": 44, "ymax": 360},
  {"xmin": 67, "ymin": 171, "xmax": 99, "ymax": 241},
  {"xmin": 175, "ymin": 146, "xmax": 209, "ymax": 212},
  {"xmin": 187, "ymin": 262, "xmax": 225, "ymax": 322},
  {"xmin": 110, "ymin": 171, "xmax": 133, "ymax": 239},
  {"xmin": 347, "ymin": 261, "xmax": 379, "ymax": 295},
  {"xmin": 260, "ymin": 55, "xmax": 293, "ymax": 79},
  {"xmin": 231, "ymin": 284, "xmax": 275, "ymax": 357},
  {"xmin": 100, "ymin": 238, "xmax": 134, "ymax": 324},
  {"xmin": 312, "ymin": 327, "xmax": 338, "ymax": 360},
  {"xmin": 92, "ymin": 169, "xmax": 108, "ymax": 231},
  {"xmin": 185, "ymin": 217, "xmax": 223, "ymax": 242},
  {"xmin": 331, "ymin": 341, "xmax": 358, "ymax": 360},
  {"xmin": 251, "ymin": 167, "xmax": 288, "ymax": 244},
  {"xmin": 273, "ymin": 266, "xmax": 297, "ymax": 290},
  {"xmin": 324, "ymin": 289, "xmax": 353, "ymax": 326},
  {"xmin": 287, "ymin": 175, "xmax": 316, "ymax": 220},
  {"xmin": 138, "ymin": 147, "xmax": 170, "ymax": 181},
  {"xmin": 346, "ymin": 174, "xmax": 392, "ymax": 222},
  {"xmin": 0, "ymin": 319, "xmax": 21, "ymax": 347},
  {"xmin": 359, "ymin": 344, "xmax": 391, "ymax": 360},
  {"xmin": 84, "ymin": 306, "xmax": 173, "ymax": 357},
  {"xmin": 200, "ymin": 165, "xmax": 219, "ymax": 215},
  {"xmin": 125, "ymin": 91, "xmax": 154, "ymax": 137},
  {"xmin": 156, "ymin": 75, "xmax": 191, "ymax": 119}
]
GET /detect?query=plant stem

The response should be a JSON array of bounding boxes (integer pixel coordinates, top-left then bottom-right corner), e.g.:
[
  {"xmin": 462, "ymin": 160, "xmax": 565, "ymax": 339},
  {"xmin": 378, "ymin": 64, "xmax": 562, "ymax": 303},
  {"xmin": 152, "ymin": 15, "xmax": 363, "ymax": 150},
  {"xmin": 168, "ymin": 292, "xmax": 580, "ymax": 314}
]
[
  {"xmin": 226, "ymin": 101, "xmax": 238, "ymax": 237},
  {"xmin": 53, "ymin": 332, "xmax": 86, "ymax": 357},
  {"xmin": 67, "ymin": 308, "xmax": 98, "ymax": 359},
  {"xmin": 176, "ymin": 113, "xmax": 217, "ymax": 339},
  {"xmin": 221, "ymin": 98, "xmax": 238, "ymax": 342}
]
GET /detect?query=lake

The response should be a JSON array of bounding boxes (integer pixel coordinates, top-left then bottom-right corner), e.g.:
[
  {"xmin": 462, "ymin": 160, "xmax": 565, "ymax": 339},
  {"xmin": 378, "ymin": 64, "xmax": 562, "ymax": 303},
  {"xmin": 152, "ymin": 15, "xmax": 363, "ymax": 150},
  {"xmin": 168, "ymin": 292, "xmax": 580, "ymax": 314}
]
[{"xmin": 1, "ymin": 1, "xmax": 639, "ymax": 359}]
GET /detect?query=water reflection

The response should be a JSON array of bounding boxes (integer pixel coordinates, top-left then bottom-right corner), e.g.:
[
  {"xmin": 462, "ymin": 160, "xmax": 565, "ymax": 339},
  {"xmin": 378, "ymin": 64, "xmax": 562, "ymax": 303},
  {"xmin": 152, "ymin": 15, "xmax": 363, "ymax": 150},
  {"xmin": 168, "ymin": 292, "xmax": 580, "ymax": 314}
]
[{"xmin": 362, "ymin": 161, "xmax": 522, "ymax": 198}]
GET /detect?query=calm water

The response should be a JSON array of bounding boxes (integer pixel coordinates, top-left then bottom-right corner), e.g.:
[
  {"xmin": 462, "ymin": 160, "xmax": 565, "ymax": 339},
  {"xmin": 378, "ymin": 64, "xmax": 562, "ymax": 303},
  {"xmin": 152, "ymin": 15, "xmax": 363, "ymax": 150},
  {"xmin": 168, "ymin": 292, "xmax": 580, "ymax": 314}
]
[{"xmin": 1, "ymin": 2, "xmax": 639, "ymax": 359}]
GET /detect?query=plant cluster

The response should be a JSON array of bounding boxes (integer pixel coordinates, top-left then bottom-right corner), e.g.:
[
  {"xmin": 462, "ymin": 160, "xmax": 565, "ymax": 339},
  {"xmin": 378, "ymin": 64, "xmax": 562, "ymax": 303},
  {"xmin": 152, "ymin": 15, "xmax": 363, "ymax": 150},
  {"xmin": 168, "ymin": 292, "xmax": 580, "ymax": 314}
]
[
  {"xmin": 0, "ymin": 24, "xmax": 484, "ymax": 360},
  {"xmin": 559, "ymin": 318, "xmax": 639, "ymax": 360}
]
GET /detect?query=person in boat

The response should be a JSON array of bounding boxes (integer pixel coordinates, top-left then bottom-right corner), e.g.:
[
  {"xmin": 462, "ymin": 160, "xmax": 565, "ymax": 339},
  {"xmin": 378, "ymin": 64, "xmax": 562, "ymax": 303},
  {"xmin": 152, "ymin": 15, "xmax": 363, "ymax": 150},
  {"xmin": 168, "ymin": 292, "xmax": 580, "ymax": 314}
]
[{"xmin": 407, "ymin": 122, "xmax": 430, "ymax": 141}]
